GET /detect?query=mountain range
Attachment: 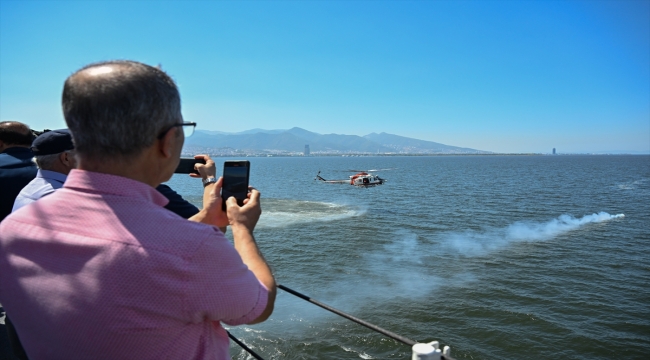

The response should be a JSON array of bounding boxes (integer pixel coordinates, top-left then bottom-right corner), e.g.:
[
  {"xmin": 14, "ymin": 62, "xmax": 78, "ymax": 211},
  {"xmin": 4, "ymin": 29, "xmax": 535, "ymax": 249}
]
[{"xmin": 184, "ymin": 127, "xmax": 489, "ymax": 154}]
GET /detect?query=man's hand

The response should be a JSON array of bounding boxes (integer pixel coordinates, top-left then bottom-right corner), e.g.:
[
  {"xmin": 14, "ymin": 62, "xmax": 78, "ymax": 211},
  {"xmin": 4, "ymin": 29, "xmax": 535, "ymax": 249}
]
[
  {"xmin": 187, "ymin": 155, "xmax": 228, "ymax": 228},
  {"xmin": 225, "ymin": 187, "xmax": 261, "ymax": 233},
  {"xmin": 190, "ymin": 154, "xmax": 216, "ymax": 179}
]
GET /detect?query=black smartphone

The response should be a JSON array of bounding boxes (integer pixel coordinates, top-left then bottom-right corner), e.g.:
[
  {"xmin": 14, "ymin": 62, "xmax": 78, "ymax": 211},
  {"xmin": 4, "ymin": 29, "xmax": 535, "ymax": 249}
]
[
  {"xmin": 175, "ymin": 158, "xmax": 206, "ymax": 174},
  {"xmin": 221, "ymin": 160, "xmax": 250, "ymax": 210}
]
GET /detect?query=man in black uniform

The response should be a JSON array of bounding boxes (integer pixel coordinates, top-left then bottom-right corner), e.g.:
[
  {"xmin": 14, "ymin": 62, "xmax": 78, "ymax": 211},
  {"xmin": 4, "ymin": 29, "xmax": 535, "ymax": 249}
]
[
  {"xmin": 0, "ymin": 121, "xmax": 37, "ymax": 222},
  {"xmin": 0, "ymin": 121, "xmax": 35, "ymax": 360}
]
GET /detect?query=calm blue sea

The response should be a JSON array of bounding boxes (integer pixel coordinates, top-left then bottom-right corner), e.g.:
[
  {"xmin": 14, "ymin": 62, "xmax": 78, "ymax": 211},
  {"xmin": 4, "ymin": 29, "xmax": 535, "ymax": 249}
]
[{"xmin": 166, "ymin": 155, "xmax": 650, "ymax": 360}]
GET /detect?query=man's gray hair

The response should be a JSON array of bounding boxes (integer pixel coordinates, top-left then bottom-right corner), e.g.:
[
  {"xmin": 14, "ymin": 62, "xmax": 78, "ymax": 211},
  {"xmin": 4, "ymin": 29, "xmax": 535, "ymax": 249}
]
[
  {"xmin": 62, "ymin": 60, "xmax": 181, "ymax": 161},
  {"xmin": 34, "ymin": 153, "xmax": 60, "ymax": 170}
]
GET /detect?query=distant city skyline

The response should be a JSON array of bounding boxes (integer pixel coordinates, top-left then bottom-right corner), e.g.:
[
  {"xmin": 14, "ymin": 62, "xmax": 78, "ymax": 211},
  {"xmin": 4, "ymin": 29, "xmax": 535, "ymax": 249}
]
[
  {"xmin": 1, "ymin": 0, "xmax": 648, "ymax": 154},
  {"xmin": 181, "ymin": 128, "xmax": 645, "ymax": 155}
]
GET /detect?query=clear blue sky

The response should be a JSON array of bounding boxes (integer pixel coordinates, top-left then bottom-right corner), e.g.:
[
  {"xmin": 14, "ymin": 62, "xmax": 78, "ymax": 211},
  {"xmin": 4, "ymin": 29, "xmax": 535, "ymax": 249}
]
[{"xmin": 1, "ymin": 0, "xmax": 648, "ymax": 153}]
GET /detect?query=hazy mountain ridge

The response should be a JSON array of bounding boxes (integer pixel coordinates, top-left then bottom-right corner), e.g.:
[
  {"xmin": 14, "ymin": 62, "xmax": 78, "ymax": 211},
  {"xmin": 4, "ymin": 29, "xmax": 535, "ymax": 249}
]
[
  {"xmin": 364, "ymin": 132, "xmax": 483, "ymax": 153},
  {"xmin": 185, "ymin": 127, "xmax": 489, "ymax": 154}
]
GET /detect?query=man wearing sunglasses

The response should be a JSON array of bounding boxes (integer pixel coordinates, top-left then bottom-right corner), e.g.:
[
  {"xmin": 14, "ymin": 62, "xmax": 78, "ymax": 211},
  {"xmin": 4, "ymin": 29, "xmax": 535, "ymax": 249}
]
[{"xmin": 0, "ymin": 60, "xmax": 276, "ymax": 359}]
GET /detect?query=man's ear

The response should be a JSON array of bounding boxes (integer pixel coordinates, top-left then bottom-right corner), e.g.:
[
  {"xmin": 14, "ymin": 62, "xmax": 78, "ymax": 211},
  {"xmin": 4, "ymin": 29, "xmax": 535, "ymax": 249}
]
[
  {"xmin": 59, "ymin": 151, "xmax": 67, "ymax": 165},
  {"xmin": 158, "ymin": 127, "xmax": 178, "ymax": 159},
  {"xmin": 60, "ymin": 151, "xmax": 73, "ymax": 167}
]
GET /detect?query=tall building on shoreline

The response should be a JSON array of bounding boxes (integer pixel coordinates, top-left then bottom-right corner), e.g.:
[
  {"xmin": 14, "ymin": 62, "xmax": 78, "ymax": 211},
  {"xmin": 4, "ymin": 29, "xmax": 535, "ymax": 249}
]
[
  {"xmin": 304, "ymin": 145, "xmax": 310, "ymax": 156},
  {"xmin": 553, "ymin": 148, "xmax": 556, "ymax": 155}
]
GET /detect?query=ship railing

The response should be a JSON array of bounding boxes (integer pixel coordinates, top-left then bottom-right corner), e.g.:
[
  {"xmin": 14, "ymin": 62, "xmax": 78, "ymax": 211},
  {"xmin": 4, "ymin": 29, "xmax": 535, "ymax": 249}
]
[{"xmin": 228, "ymin": 284, "xmax": 454, "ymax": 360}]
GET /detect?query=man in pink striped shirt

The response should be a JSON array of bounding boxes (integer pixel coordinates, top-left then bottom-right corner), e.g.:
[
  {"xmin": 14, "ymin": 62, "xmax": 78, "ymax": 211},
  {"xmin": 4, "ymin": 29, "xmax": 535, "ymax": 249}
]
[{"xmin": 0, "ymin": 60, "xmax": 276, "ymax": 359}]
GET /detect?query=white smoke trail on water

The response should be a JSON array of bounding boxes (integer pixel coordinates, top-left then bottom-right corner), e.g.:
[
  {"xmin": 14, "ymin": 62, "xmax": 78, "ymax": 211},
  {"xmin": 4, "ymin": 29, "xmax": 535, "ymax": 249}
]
[
  {"xmin": 348, "ymin": 212, "xmax": 626, "ymax": 301},
  {"xmin": 256, "ymin": 200, "xmax": 367, "ymax": 228},
  {"xmin": 616, "ymin": 178, "xmax": 647, "ymax": 190},
  {"xmin": 441, "ymin": 212, "xmax": 625, "ymax": 257},
  {"xmin": 339, "ymin": 230, "xmax": 477, "ymax": 303}
]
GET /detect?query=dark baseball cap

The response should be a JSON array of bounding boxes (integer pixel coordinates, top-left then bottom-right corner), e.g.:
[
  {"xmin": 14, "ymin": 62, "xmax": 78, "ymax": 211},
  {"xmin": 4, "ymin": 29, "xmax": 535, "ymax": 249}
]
[{"xmin": 31, "ymin": 129, "xmax": 74, "ymax": 155}]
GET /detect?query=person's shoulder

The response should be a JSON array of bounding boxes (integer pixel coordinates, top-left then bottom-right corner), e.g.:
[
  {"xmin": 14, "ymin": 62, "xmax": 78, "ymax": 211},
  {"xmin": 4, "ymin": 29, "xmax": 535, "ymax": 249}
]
[
  {"xmin": 0, "ymin": 147, "xmax": 34, "ymax": 158},
  {"xmin": 154, "ymin": 209, "xmax": 219, "ymax": 237},
  {"xmin": 23, "ymin": 178, "xmax": 57, "ymax": 198},
  {"xmin": 0, "ymin": 148, "xmax": 36, "ymax": 170},
  {"xmin": 0, "ymin": 151, "xmax": 18, "ymax": 167},
  {"xmin": 156, "ymin": 184, "xmax": 173, "ymax": 192},
  {"xmin": 6, "ymin": 189, "xmax": 221, "ymax": 256},
  {"xmin": 119, "ymin": 203, "xmax": 224, "ymax": 255},
  {"xmin": 1, "ymin": 201, "xmax": 41, "ymax": 233},
  {"xmin": 10, "ymin": 181, "xmax": 44, "ymax": 212}
]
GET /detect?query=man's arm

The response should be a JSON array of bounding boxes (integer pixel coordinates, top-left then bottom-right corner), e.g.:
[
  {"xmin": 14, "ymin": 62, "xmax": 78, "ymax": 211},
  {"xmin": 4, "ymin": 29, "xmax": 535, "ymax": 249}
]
[
  {"xmin": 226, "ymin": 191, "xmax": 276, "ymax": 324},
  {"xmin": 156, "ymin": 184, "xmax": 200, "ymax": 219},
  {"xmin": 190, "ymin": 154, "xmax": 276, "ymax": 322},
  {"xmin": 187, "ymin": 155, "xmax": 228, "ymax": 232}
]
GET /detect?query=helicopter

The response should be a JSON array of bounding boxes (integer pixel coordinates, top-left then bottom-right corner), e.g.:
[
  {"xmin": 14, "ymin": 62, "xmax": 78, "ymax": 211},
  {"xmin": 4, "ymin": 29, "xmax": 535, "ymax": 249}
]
[{"xmin": 314, "ymin": 170, "xmax": 386, "ymax": 187}]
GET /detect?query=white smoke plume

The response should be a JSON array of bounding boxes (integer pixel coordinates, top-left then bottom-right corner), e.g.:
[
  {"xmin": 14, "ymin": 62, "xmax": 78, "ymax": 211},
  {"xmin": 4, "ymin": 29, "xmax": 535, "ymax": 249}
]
[{"xmin": 441, "ymin": 212, "xmax": 624, "ymax": 257}]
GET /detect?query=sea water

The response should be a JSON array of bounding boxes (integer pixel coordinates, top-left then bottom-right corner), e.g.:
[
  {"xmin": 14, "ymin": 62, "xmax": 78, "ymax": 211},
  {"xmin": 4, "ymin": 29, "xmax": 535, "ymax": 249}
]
[{"xmin": 165, "ymin": 155, "xmax": 650, "ymax": 359}]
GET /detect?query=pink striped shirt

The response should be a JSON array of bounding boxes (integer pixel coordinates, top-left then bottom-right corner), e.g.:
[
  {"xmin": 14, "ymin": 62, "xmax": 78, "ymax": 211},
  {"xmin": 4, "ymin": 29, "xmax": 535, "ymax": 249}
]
[{"xmin": 0, "ymin": 169, "xmax": 268, "ymax": 359}]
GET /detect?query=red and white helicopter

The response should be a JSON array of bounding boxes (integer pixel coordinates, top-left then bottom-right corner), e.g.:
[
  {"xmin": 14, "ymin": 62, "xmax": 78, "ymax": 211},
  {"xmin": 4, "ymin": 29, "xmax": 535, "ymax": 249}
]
[{"xmin": 315, "ymin": 170, "xmax": 385, "ymax": 187}]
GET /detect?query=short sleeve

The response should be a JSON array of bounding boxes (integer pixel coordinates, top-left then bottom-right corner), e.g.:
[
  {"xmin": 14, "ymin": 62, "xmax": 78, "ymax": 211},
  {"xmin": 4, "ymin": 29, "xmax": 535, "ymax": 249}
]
[{"xmin": 184, "ymin": 231, "xmax": 269, "ymax": 326}]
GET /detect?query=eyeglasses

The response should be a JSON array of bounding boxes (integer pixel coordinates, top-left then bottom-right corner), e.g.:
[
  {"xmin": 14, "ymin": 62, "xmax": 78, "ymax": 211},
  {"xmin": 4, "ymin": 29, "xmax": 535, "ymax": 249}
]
[{"xmin": 157, "ymin": 121, "xmax": 197, "ymax": 139}]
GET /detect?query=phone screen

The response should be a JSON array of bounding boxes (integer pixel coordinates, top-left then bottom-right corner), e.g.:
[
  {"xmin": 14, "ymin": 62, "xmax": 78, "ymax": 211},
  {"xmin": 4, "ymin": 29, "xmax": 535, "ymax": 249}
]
[{"xmin": 222, "ymin": 160, "xmax": 250, "ymax": 210}]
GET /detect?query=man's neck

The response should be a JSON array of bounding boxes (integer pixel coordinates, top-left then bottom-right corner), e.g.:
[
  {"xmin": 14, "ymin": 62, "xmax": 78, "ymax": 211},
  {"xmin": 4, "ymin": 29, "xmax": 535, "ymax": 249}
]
[
  {"xmin": 77, "ymin": 152, "xmax": 167, "ymax": 188},
  {"xmin": 42, "ymin": 162, "xmax": 72, "ymax": 176}
]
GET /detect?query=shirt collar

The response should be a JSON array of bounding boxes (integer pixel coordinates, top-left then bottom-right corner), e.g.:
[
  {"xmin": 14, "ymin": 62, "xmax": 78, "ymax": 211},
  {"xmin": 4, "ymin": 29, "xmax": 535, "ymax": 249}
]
[
  {"xmin": 63, "ymin": 169, "xmax": 170, "ymax": 207},
  {"xmin": 37, "ymin": 169, "xmax": 68, "ymax": 183}
]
